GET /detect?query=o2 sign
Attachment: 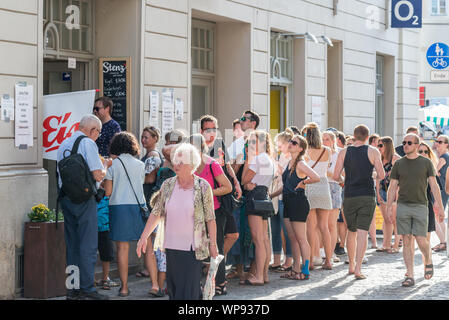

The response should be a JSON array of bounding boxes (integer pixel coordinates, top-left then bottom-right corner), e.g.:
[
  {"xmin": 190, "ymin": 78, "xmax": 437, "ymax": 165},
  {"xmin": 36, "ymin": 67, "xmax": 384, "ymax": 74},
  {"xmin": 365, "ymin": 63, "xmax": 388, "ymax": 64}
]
[{"xmin": 391, "ymin": 0, "xmax": 422, "ymax": 28}]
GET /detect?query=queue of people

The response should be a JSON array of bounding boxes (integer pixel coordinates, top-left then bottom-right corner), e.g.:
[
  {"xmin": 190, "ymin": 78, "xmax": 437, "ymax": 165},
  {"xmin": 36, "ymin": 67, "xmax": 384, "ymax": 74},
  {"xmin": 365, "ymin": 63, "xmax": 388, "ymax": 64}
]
[{"xmin": 56, "ymin": 98, "xmax": 449, "ymax": 300}]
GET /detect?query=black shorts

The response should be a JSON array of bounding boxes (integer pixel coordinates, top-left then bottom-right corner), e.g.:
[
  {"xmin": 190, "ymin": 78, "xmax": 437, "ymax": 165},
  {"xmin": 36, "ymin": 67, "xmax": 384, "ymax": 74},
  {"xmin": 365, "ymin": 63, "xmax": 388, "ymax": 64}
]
[
  {"xmin": 98, "ymin": 231, "xmax": 114, "ymax": 262},
  {"xmin": 245, "ymin": 186, "xmax": 273, "ymax": 220},
  {"xmin": 225, "ymin": 213, "xmax": 238, "ymax": 234},
  {"xmin": 283, "ymin": 191, "xmax": 310, "ymax": 223}
]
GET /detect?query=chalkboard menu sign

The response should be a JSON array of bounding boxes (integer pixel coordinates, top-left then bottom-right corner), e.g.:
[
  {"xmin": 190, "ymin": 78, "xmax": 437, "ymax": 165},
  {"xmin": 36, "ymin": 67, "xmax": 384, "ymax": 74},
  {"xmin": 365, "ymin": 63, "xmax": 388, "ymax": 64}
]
[{"xmin": 99, "ymin": 57, "xmax": 131, "ymax": 131}]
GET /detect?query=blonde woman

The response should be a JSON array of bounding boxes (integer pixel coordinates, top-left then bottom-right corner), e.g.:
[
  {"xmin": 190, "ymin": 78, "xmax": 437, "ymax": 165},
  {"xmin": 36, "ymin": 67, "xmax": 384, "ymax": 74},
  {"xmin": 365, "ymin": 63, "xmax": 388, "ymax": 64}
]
[
  {"xmin": 242, "ymin": 130, "xmax": 275, "ymax": 285},
  {"xmin": 301, "ymin": 123, "xmax": 334, "ymax": 270},
  {"xmin": 376, "ymin": 136, "xmax": 401, "ymax": 253},
  {"xmin": 322, "ymin": 131, "xmax": 342, "ymax": 263},
  {"xmin": 270, "ymin": 129, "xmax": 294, "ymax": 272}
]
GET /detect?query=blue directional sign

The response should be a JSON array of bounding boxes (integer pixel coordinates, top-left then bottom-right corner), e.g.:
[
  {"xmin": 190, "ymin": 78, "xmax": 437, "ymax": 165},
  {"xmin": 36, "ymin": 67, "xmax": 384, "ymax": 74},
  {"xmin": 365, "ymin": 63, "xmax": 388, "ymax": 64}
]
[
  {"xmin": 62, "ymin": 72, "xmax": 72, "ymax": 81},
  {"xmin": 391, "ymin": 0, "xmax": 422, "ymax": 28},
  {"xmin": 427, "ymin": 43, "xmax": 449, "ymax": 69}
]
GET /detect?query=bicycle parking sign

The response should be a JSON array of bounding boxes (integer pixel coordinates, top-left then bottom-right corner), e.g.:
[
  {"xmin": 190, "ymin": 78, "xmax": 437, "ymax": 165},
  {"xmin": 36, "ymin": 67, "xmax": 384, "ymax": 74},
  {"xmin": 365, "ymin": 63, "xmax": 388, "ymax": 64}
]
[{"xmin": 427, "ymin": 43, "xmax": 449, "ymax": 70}]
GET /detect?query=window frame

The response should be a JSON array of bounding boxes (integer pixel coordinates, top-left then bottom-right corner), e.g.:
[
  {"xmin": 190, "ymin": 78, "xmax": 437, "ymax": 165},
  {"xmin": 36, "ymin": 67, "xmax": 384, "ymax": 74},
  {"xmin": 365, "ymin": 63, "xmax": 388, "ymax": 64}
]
[
  {"xmin": 191, "ymin": 19, "xmax": 215, "ymax": 77},
  {"xmin": 431, "ymin": 0, "xmax": 448, "ymax": 16},
  {"xmin": 375, "ymin": 55, "xmax": 385, "ymax": 135},
  {"xmin": 270, "ymin": 33, "xmax": 293, "ymax": 86}
]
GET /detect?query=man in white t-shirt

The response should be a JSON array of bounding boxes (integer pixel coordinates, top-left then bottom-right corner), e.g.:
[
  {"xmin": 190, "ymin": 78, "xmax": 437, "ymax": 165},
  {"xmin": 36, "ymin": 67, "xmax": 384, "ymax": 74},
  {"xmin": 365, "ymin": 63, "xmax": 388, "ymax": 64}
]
[{"xmin": 227, "ymin": 119, "xmax": 245, "ymax": 163}]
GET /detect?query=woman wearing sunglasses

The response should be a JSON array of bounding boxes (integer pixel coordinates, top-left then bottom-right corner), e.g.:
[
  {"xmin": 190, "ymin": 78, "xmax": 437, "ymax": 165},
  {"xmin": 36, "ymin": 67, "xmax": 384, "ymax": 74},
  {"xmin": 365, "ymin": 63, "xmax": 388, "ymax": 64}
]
[
  {"xmin": 270, "ymin": 135, "xmax": 320, "ymax": 280},
  {"xmin": 241, "ymin": 130, "xmax": 275, "ymax": 285},
  {"xmin": 375, "ymin": 137, "xmax": 401, "ymax": 254},
  {"xmin": 418, "ymin": 142, "xmax": 439, "ymax": 243},
  {"xmin": 432, "ymin": 135, "xmax": 449, "ymax": 253}
]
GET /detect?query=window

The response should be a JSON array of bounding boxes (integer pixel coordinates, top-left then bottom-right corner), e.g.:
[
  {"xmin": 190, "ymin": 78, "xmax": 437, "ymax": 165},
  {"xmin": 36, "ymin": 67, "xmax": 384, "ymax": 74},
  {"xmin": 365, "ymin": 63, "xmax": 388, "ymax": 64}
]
[
  {"xmin": 432, "ymin": 0, "xmax": 447, "ymax": 15},
  {"xmin": 191, "ymin": 20, "xmax": 214, "ymax": 74},
  {"xmin": 43, "ymin": 0, "xmax": 93, "ymax": 54},
  {"xmin": 375, "ymin": 55, "xmax": 385, "ymax": 135},
  {"xmin": 270, "ymin": 33, "xmax": 293, "ymax": 85}
]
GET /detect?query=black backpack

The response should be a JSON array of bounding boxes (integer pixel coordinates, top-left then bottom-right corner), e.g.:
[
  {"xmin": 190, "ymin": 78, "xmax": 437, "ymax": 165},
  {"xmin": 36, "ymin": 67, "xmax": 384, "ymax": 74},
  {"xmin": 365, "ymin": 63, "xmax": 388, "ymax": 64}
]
[{"xmin": 58, "ymin": 135, "xmax": 97, "ymax": 204}]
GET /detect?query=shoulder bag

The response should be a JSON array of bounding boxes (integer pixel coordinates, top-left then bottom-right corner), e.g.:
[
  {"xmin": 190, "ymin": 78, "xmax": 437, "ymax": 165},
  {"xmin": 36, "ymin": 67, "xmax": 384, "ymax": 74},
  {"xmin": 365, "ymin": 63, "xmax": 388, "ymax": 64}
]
[{"xmin": 117, "ymin": 157, "xmax": 149, "ymax": 221}]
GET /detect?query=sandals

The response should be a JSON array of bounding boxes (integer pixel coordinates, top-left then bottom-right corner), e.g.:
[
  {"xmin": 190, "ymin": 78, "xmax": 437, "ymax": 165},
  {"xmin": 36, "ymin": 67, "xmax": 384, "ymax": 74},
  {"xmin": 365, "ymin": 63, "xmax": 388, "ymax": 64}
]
[
  {"xmin": 424, "ymin": 264, "xmax": 434, "ymax": 280},
  {"xmin": 355, "ymin": 274, "xmax": 367, "ymax": 280},
  {"xmin": 244, "ymin": 279, "xmax": 264, "ymax": 286},
  {"xmin": 135, "ymin": 271, "xmax": 150, "ymax": 278},
  {"xmin": 280, "ymin": 270, "xmax": 294, "ymax": 279},
  {"xmin": 376, "ymin": 247, "xmax": 388, "ymax": 252},
  {"xmin": 386, "ymin": 248, "xmax": 399, "ymax": 254},
  {"xmin": 149, "ymin": 288, "xmax": 165, "ymax": 298},
  {"xmin": 226, "ymin": 270, "xmax": 239, "ymax": 279},
  {"xmin": 401, "ymin": 277, "xmax": 415, "ymax": 287},
  {"xmin": 276, "ymin": 265, "xmax": 292, "ymax": 273},
  {"xmin": 118, "ymin": 287, "xmax": 130, "ymax": 297},
  {"xmin": 215, "ymin": 283, "xmax": 228, "ymax": 295},
  {"xmin": 433, "ymin": 243, "xmax": 447, "ymax": 252},
  {"xmin": 268, "ymin": 264, "xmax": 282, "ymax": 272}
]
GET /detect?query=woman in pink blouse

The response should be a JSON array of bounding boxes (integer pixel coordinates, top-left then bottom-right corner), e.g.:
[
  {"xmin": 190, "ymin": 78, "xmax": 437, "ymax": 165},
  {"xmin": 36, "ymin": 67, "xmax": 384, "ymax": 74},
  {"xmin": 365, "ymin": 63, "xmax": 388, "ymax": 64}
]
[
  {"xmin": 136, "ymin": 143, "xmax": 218, "ymax": 300},
  {"xmin": 190, "ymin": 134, "xmax": 232, "ymax": 295}
]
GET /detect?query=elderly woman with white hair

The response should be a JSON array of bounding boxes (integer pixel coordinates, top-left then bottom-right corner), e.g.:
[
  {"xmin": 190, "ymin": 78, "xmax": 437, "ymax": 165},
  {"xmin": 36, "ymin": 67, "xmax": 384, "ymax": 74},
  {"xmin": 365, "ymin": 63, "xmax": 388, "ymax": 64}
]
[{"xmin": 136, "ymin": 143, "xmax": 218, "ymax": 300}]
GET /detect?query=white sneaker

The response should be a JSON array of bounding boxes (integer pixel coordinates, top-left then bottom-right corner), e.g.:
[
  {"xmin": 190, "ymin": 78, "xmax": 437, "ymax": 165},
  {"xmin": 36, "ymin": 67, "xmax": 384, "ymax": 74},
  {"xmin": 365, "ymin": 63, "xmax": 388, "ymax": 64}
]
[
  {"xmin": 362, "ymin": 257, "xmax": 368, "ymax": 264},
  {"xmin": 333, "ymin": 254, "xmax": 340, "ymax": 263},
  {"xmin": 320, "ymin": 248, "xmax": 326, "ymax": 259},
  {"xmin": 313, "ymin": 257, "xmax": 322, "ymax": 266}
]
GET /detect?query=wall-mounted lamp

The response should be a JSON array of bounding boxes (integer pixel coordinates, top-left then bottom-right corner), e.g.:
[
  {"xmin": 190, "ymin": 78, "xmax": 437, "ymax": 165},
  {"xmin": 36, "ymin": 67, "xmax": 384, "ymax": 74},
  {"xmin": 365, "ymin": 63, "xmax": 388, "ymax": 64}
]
[
  {"xmin": 279, "ymin": 32, "xmax": 319, "ymax": 44},
  {"xmin": 320, "ymin": 36, "xmax": 333, "ymax": 47}
]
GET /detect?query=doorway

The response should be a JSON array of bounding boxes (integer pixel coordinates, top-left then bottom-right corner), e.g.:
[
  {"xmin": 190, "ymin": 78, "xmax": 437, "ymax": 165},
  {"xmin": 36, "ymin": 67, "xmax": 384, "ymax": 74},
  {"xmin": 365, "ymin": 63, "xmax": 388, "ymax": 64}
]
[
  {"xmin": 270, "ymin": 86, "xmax": 287, "ymax": 135},
  {"xmin": 191, "ymin": 77, "xmax": 213, "ymax": 131}
]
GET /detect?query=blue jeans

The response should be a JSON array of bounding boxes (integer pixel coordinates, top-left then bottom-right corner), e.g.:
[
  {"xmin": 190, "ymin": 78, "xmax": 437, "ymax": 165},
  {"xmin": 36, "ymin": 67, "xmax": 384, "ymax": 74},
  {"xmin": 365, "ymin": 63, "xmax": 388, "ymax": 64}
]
[
  {"xmin": 270, "ymin": 200, "xmax": 292, "ymax": 258},
  {"xmin": 60, "ymin": 196, "xmax": 98, "ymax": 293}
]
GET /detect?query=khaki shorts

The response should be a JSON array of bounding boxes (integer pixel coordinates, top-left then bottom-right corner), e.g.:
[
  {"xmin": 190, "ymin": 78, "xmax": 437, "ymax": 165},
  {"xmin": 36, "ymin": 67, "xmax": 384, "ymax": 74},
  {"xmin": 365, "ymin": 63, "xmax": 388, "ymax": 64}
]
[
  {"xmin": 343, "ymin": 196, "xmax": 376, "ymax": 232},
  {"xmin": 396, "ymin": 202, "xmax": 428, "ymax": 237}
]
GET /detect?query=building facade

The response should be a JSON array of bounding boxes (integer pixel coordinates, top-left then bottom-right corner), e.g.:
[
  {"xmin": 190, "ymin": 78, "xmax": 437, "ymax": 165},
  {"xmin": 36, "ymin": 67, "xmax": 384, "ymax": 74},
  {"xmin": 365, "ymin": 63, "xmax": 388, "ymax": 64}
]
[
  {"xmin": 0, "ymin": 0, "xmax": 421, "ymax": 299},
  {"xmin": 420, "ymin": 0, "xmax": 449, "ymax": 106}
]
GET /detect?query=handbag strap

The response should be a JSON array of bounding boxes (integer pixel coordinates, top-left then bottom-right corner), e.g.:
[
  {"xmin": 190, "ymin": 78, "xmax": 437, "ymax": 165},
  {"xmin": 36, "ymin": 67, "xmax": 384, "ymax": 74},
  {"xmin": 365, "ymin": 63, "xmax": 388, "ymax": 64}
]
[
  {"xmin": 310, "ymin": 148, "xmax": 326, "ymax": 169},
  {"xmin": 117, "ymin": 157, "xmax": 143, "ymax": 207}
]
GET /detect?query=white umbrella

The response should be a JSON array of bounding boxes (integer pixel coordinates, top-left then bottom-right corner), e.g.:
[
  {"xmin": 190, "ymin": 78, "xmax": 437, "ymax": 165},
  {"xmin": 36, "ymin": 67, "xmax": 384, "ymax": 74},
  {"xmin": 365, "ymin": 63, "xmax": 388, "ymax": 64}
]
[
  {"xmin": 419, "ymin": 104, "xmax": 449, "ymax": 127},
  {"xmin": 202, "ymin": 254, "xmax": 224, "ymax": 300}
]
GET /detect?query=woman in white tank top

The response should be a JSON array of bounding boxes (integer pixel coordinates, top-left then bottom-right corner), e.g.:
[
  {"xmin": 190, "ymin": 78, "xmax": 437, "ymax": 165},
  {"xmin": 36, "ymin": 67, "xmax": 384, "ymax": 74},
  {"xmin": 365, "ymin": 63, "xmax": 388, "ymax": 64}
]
[{"xmin": 302, "ymin": 123, "xmax": 333, "ymax": 270}]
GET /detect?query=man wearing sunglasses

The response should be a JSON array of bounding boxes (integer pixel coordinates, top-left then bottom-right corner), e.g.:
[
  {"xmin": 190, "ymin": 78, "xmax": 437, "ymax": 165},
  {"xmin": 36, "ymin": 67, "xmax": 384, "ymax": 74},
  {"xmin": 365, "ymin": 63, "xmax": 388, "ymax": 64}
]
[
  {"xmin": 395, "ymin": 126, "xmax": 420, "ymax": 157},
  {"xmin": 93, "ymin": 97, "xmax": 121, "ymax": 157},
  {"xmin": 386, "ymin": 133, "xmax": 445, "ymax": 287}
]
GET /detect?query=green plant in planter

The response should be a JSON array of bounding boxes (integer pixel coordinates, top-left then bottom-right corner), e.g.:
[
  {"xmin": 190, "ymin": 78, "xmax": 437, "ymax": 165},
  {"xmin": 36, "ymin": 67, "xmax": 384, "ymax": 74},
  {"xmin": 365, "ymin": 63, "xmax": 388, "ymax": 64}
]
[{"xmin": 28, "ymin": 204, "xmax": 64, "ymax": 223}]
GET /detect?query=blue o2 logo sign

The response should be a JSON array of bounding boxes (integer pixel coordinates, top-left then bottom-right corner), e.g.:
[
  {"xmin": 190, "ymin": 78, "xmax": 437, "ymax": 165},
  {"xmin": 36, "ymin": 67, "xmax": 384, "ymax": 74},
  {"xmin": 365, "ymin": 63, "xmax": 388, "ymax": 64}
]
[
  {"xmin": 391, "ymin": 0, "xmax": 422, "ymax": 28},
  {"xmin": 427, "ymin": 43, "xmax": 449, "ymax": 69}
]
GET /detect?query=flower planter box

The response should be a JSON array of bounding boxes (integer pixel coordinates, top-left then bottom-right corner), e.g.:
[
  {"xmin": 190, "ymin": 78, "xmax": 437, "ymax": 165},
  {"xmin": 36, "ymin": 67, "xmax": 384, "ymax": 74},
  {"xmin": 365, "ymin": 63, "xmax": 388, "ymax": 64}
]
[{"xmin": 23, "ymin": 222, "xmax": 66, "ymax": 299}]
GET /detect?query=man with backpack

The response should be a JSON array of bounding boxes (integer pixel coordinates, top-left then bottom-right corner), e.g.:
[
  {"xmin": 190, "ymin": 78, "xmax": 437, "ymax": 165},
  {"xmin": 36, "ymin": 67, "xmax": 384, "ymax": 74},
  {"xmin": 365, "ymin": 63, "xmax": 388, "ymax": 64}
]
[{"xmin": 57, "ymin": 115, "xmax": 109, "ymax": 300}]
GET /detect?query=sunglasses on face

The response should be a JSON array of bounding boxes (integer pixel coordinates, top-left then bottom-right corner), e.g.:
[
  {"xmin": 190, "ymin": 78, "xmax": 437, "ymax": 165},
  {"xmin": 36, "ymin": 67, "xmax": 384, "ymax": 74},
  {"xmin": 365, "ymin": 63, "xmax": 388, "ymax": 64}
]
[
  {"xmin": 378, "ymin": 144, "xmax": 384, "ymax": 148},
  {"xmin": 289, "ymin": 140, "xmax": 299, "ymax": 146},
  {"xmin": 419, "ymin": 150, "xmax": 430, "ymax": 155},
  {"xmin": 249, "ymin": 140, "xmax": 258, "ymax": 145},
  {"xmin": 402, "ymin": 141, "xmax": 417, "ymax": 146},
  {"xmin": 203, "ymin": 128, "xmax": 217, "ymax": 133},
  {"xmin": 93, "ymin": 106, "xmax": 105, "ymax": 112},
  {"xmin": 436, "ymin": 140, "xmax": 447, "ymax": 144},
  {"xmin": 240, "ymin": 116, "xmax": 253, "ymax": 122}
]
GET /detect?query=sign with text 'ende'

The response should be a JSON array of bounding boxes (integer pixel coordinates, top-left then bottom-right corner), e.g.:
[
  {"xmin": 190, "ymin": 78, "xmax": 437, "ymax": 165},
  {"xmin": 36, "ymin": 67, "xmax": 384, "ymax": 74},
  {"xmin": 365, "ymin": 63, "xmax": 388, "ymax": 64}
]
[{"xmin": 391, "ymin": 0, "xmax": 422, "ymax": 28}]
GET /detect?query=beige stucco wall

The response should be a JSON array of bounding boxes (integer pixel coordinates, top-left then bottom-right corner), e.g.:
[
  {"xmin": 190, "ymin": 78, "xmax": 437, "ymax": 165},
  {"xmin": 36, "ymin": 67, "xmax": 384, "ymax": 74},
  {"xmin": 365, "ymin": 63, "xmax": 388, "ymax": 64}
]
[
  {"xmin": 0, "ymin": 0, "xmax": 48, "ymax": 299},
  {"xmin": 143, "ymin": 0, "xmax": 421, "ymax": 142}
]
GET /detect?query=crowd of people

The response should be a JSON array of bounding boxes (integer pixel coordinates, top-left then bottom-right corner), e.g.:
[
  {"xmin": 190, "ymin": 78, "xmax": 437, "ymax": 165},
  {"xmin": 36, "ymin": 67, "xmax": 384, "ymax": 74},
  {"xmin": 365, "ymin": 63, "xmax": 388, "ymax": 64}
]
[{"xmin": 56, "ymin": 97, "xmax": 449, "ymax": 300}]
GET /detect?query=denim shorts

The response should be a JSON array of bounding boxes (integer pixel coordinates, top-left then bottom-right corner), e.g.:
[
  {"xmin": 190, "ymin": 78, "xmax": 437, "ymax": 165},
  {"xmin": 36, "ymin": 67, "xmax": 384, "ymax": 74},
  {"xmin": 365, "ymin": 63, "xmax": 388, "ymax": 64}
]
[{"xmin": 329, "ymin": 182, "xmax": 342, "ymax": 209}]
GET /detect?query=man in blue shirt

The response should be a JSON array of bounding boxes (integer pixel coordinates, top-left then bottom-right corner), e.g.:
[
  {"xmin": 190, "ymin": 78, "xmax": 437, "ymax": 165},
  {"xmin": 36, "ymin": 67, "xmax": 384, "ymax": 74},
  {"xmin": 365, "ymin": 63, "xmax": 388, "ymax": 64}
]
[
  {"xmin": 57, "ymin": 114, "xmax": 108, "ymax": 300},
  {"xmin": 93, "ymin": 96, "xmax": 121, "ymax": 157}
]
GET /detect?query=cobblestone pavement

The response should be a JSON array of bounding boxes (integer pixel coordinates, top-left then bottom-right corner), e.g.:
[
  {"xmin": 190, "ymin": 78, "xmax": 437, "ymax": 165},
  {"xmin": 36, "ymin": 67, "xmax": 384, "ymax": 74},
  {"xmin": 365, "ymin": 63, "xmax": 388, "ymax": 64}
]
[{"xmin": 33, "ymin": 234, "xmax": 449, "ymax": 301}]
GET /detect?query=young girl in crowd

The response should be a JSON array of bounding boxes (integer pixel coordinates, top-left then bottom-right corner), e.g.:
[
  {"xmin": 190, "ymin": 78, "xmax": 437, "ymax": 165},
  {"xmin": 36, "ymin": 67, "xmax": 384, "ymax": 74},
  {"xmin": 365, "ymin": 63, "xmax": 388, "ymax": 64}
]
[
  {"xmin": 242, "ymin": 130, "xmax": 275, "ymax": 285},
  {"xmin": 270, "ymin": 135, "xmax": 320, "ymax": 280}
]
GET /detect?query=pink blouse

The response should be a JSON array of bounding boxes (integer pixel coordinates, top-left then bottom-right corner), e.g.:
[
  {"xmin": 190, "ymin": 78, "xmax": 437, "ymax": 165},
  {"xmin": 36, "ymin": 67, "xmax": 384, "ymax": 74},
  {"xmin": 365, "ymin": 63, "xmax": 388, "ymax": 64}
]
[{"xmin": 164, "ymin": 181, "xmax": 195, "ymax": 251}]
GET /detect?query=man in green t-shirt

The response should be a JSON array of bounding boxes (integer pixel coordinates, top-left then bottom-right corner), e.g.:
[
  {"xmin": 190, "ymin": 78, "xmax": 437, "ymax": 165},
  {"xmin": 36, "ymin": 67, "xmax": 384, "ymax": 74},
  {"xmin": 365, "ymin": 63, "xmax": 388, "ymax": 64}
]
[{"xmin": 386, "ymin": 133, "xmax": 445, "ymax": 287}]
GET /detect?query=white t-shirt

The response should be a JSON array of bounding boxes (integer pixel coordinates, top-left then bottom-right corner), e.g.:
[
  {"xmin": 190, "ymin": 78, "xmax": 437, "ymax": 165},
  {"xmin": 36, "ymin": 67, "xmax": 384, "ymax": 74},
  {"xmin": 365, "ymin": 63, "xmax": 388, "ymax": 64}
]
[
  {"xmin": 328, "ymin": 147, "xmax": 341, "ymax": 183},
  {"xmin": 249, "ymin": 152, "xmax": 275, "ymax": 187},
  {"xmin": 227, "ymin": 136, "xmax": 245, "ymax": 162}
]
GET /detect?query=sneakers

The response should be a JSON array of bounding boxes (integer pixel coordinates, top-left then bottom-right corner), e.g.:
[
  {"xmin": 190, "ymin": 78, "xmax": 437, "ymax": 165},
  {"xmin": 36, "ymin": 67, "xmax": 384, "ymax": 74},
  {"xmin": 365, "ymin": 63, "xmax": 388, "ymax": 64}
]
[
  {"xmin": 97, "ymin": 278, "xmax": 120, "ymax": 290},
  {"xmin": 66, "ymin": 290, "xmax": 81, "ymax": 300},
  {"xmin": 79, "ymin": 290, "xmax": 109, "ymax": 300},
  {"xmin": 332, "ymin": 254, "xmax": 340, "ymax": 263},
  {"xmin": 313, "ymin": 257, "xmax": 322, "ymax": 266},
  {"xmin": 334, "ymin": 244, "xmax": 346, "ymax": 256}
]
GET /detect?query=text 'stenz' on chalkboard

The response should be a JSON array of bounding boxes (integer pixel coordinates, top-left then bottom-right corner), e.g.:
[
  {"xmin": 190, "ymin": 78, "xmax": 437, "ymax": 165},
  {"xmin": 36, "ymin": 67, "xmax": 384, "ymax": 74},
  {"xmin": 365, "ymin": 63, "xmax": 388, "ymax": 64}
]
[{"xmin": 99, "ymin": 57, "xmax": 131, "ymax": 131}]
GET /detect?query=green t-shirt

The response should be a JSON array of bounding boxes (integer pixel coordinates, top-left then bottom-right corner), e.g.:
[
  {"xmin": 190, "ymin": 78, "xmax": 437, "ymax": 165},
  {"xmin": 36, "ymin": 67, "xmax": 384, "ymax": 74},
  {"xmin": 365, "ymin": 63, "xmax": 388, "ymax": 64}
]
[{"xmin": 390, "ymin": 155, "xmax": 436, "ymax": 205}]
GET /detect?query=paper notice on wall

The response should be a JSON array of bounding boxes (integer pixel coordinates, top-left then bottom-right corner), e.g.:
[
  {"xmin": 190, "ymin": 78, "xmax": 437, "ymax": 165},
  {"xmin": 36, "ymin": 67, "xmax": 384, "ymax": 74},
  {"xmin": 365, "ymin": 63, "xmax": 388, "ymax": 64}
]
[
  {"xmin": 175, "ymin": 98, "xmax": 184, "ymax": 121},
  {"xmin": 149, "ymin": 90, "xmax": 159, "ymax": 127},
  {"xmin": 15, "ymin": 84, "xmax": 34, "ymax": 147},
  {"xmin": 162, "ymin": 88, "xmax": 174, "ymax": 134},
  {"xmin": 311, "ymin": 96, "xmax": 322, "ymax": 128},
  {"xmin": 1, "ymin": 95, "xmax": 14, "ymax": 121}
]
